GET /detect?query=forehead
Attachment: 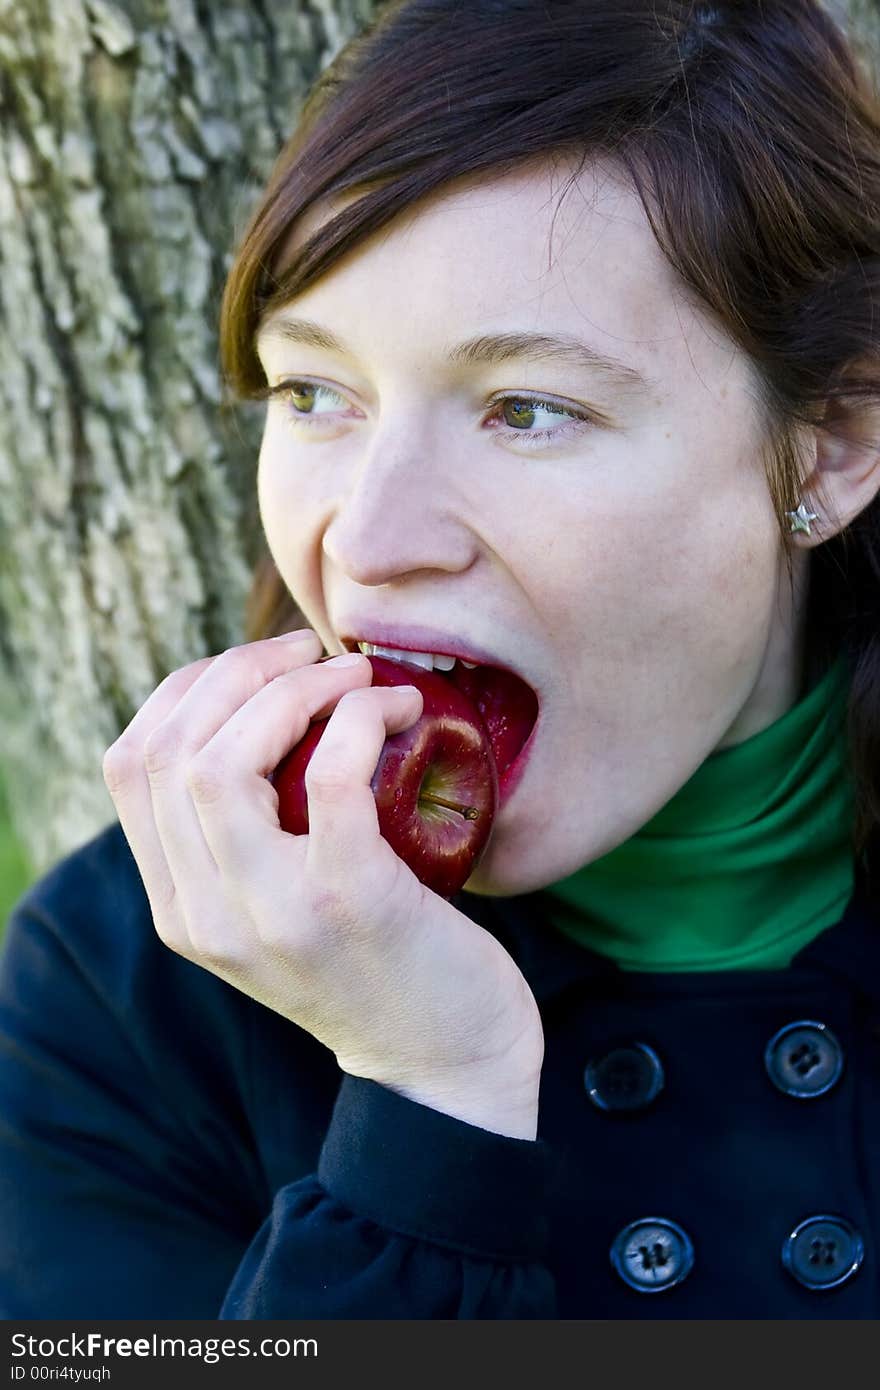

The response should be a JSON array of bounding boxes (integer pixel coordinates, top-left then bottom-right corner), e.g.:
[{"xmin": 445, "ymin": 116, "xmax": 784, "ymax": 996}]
[{"xmin": 262, "ymin": 158, "xmax": 742, "ymax": 393}]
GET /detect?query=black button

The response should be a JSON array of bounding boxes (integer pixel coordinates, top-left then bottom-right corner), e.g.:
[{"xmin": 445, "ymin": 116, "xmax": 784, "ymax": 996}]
[
  {"xmin": 782, "ymin": 1215, "xmax": 864, "ymax": 1290},
  {"xmin": 610, "ymin": 1217, "xmax": 694, "ymax": 1292},
  {"xmin": 764, "ymin": 1020, "xmax": 844, "ymax": 1098},
  {"xmin": 584, "ymin": 1042, "xmax": 665, "ymax": 1112}
]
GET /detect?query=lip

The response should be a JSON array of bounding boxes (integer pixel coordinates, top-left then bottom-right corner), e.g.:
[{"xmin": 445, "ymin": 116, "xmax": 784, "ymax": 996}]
[
  {"xmin": 337, "ymin": 619, "xmax": 542, "ymax": 816},
  {"xmin": 337, "ymin": 617, "xmax": 539, "ymax": 811},
  {"xmin": 496, "ymin": 711, "xmax": 540, "ymax": 809},
  {"xmin": 338, "ymin": 621, "xmax": 543, "ymax": 704}
]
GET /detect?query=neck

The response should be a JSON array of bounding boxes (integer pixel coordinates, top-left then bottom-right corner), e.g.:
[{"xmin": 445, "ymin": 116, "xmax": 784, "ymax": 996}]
[{"xmin": 539, "ymin": 653, "xmax": 856, "ymax": 972}]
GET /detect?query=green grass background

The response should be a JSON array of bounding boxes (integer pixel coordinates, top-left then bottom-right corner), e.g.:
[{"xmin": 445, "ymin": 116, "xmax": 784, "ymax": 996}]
[{"xmin": 0, "ymin": 764, "xmax": 37, "ymax": 942}]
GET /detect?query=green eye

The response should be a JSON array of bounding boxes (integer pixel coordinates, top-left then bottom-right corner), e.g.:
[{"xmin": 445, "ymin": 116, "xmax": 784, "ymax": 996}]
[
  {"xmin": 501, "ymin": 398, "xmax": 570, "ymax": 430},
  {"xmin": 265, "ymin": 379, "xmax": 595, "ymax": 450},
  {"xmin": 268, "ymin": 380, "xmax": 345, "ymax": 416}
]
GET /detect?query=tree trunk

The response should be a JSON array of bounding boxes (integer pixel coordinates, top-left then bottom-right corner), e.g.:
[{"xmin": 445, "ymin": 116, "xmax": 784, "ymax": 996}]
[
  {"xmin": 827, "ymin": 0, "xmax": 880, "ymax": 67},
  {"xmin": 0, "ymin": 0, "xmax": 876, "ymax": 881},
  {"xmin": 0, "ymin": 0, "xmax": 376, "ymax": 880}
]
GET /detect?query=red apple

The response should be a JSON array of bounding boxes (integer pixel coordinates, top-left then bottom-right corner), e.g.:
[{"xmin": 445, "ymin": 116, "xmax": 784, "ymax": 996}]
[{"xmin": 270, "ymin": 654, "xmax": 499, "ymax": 899}]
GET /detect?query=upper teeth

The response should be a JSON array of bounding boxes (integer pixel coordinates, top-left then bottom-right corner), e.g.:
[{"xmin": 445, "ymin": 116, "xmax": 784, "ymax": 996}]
[{"xmin": 356, "ymin": 642, "xmax": 478, "ymax": 671}]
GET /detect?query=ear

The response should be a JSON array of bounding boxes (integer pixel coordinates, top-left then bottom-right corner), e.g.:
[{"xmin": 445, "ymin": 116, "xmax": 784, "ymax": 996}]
[{"xmin": 790, "ymin": 381, "xmax": 880, "ymax": 548}]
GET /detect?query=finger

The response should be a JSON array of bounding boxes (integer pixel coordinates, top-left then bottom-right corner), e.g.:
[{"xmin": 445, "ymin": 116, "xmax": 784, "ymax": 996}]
[
  {"xmin": 102, "ymin": 629, "xmax": 319, "ymax": 951},
  {"xmin": 143, "ymin": 631, "xmax": 323, "ymax": 931},
  {"xmin": 103, "ymin": 631, "xmax": 316, "ymax": 769},
  {"xmin": 106, "ymin": 657, "xmax": 218, "ymax": 761},
  {"xmin": 186, "ymin": 652, "xmax": 382, "ymax": 883},
  {"xmin": 303, "ymin": 680, "xmax": 424, "ymax": 890},
  {"xmin": 101, "ymin": 655, "xmax": 222, "ymax": 943},
  {"xmin": 145, "ymin": 629, "xmax": 322, "ymax": 769}
]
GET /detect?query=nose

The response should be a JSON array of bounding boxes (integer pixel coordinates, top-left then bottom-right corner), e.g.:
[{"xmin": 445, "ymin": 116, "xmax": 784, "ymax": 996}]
[{"xmin": 321, "ymin": 426, "xmax": 477, "ymax": 586}]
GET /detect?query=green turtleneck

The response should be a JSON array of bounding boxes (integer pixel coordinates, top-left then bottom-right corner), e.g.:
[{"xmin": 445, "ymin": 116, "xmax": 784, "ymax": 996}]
[{"xmin": 541, "ymin": 654, "xmax": 856, "ymax": 971}]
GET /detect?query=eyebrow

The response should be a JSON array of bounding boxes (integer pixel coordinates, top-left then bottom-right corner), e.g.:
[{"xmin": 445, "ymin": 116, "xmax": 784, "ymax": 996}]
[{"xmin": 256, "ymin": 316, "xmax": 656, "ymax": 396}]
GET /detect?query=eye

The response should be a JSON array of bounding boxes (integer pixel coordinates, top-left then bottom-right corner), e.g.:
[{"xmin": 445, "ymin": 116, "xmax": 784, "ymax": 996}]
[
  {"xmin": 265, "ymin": 379, "xmax": 348, "ymax": 422},
  {"xmin": 484, "ymin": 394, "xmax": 596, "ymax": 448},
  {"xmin": 263, "ymin": 378, "xmax": 597, "ymax": 449}
]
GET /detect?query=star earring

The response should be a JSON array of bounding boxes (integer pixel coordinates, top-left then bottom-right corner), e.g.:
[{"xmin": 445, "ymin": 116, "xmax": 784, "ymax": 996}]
[{"xmin": 786, "ymin": 499, "xmax": 820, "ymax": 536}]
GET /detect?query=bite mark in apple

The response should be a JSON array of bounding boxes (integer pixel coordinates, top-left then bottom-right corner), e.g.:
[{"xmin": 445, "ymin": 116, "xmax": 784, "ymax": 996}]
[{"xmin": 270, "ymin": 654, "xmax": 502, "ymax": 898}]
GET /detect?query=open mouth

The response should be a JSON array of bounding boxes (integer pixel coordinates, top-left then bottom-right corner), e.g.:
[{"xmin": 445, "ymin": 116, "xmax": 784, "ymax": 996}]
[
  {"xmin": 447, "ymin": 661, "xmax": 539, "ymax": 783},
  {"xmin": 341, "ymin": 640, "xmax": 540, "ymax": 783}
]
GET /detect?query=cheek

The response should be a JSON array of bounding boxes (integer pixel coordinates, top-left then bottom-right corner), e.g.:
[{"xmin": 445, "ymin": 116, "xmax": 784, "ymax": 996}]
[
  {"xmin": 626, "ymin": 488, "xmax": 780, "ymax": 690},
  {"xmin": 257, "ymin": 427, "xmax": 299, "ymax": 510},
  {"xmin": 534, "ymin": 435, "xmax": 778, "ymax": 677},
  {"xmin": 256, "ymin": 433, "xmax": 322, "ymax": 589},
  {"xmin": 257, "ymin": 426, "xmax": 322, "ymax": 525}
]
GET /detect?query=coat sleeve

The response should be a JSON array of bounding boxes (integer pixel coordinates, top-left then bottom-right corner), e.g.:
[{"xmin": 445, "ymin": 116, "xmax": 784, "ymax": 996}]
[
  {"xmin": 0, "ymin": 830, "xmax": 558, "ymax": 1319},
  {"xmin": 218, "ymin": 1071, "xmax": 556, "ymax": 1318}
]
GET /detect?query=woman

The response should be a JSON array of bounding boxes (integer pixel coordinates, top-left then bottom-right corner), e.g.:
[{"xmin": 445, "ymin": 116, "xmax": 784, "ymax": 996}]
[{"xmin": 1, "ymin": 0, "xmax": 879, "ymax": 1317}]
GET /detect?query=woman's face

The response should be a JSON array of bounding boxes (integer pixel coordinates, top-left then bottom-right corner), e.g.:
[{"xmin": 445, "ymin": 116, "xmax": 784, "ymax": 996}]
[{"xmin": 255, "ymin": 160, "xmax": 809, "ymax": 895}]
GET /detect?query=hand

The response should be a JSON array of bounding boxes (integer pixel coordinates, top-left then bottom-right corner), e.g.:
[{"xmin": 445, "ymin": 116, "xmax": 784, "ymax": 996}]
[{"xmin": 101, "ymin": 630, "xmax": 544, "ymax": 1139}]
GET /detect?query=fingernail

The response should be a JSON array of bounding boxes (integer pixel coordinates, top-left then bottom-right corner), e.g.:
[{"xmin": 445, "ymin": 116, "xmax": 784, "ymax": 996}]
[
  {"xmin": 272, "ymin": 628, "xmax": 317, "ymax": 641},
  {"xmin": 326, "ymin": 653, "xmax": 364, "ymax": 667},
  {"xmin": 389, "ymin": 685, "xmax": 420, "ymax": 697}
]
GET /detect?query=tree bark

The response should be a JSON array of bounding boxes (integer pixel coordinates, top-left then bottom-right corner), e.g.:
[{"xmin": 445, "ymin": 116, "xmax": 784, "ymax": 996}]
[
  {"xmin": 0, "ymin": 0, "xmax": 375, "ymax": 879},
  {"xmin": 0, "ymin": 0, "xmax": 876, "ymax": 880},
  {"xmin": 826, "ymin": 0, "xmax": 880, "ymax": 68}
]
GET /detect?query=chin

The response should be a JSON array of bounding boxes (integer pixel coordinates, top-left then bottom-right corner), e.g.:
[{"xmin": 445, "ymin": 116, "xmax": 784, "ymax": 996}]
[
  {"xmin": 462, "ymin": 806, "xmax": 624, "ymax": 897},
  {"xmin": 460, "ymin": 828, "xmax": 550, "ymax": 898}
]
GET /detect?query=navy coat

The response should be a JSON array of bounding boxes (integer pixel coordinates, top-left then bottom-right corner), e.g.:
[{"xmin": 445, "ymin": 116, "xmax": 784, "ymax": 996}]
[{"xmin": 0, "ymin": 819, "xmax": 877, "ymax": 1318}]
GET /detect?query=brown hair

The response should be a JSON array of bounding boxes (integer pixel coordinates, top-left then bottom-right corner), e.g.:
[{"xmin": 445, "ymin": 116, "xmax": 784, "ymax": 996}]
[{"xmin": 220, "ymin": 0, "xmax": 880, "ymax": 896}]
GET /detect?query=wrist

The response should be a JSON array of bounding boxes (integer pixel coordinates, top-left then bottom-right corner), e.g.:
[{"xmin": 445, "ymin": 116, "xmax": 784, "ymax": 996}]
[
  {"xmin": 348, "ymin": 1064, "xmax": 542, "ymax": 1140},
  {"xmin": 388, "ymin": 1079, "xmax": 540, "ymax": 1139},
  {"xmin": 338, "ymin": 1016, "xmax": 545, "ymax": 1140}
]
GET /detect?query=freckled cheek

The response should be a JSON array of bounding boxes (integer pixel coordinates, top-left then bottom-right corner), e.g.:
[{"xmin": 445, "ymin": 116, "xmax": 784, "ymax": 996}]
[
  {"xmin": 639, "ymin": 510, "xmax": 779, "ymax": 684},
  {"xmin": 257, "ymin": 436, "xmax": 328, "ymax": 597},
  {"xmin": 258, "ymin": 430, "xmax": 308, "ymax": 504},
  {"xmin": 554, "ymin": 497, "xmax": 770, "ymax": 678}
]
